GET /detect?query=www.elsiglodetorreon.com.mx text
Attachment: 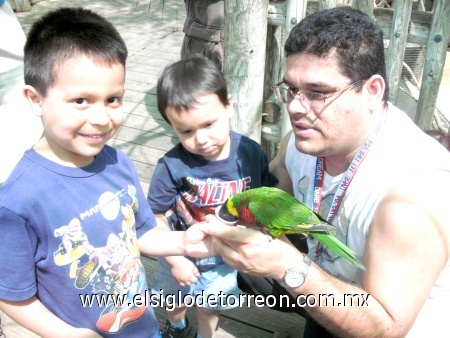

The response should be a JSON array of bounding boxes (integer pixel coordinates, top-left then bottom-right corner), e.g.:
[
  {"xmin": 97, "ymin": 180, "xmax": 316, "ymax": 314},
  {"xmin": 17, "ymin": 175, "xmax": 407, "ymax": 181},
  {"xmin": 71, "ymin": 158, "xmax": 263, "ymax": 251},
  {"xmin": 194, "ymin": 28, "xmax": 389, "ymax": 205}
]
[{"xmin": 79, "ymin": 290, "xmax": 370, "ymax": 311}]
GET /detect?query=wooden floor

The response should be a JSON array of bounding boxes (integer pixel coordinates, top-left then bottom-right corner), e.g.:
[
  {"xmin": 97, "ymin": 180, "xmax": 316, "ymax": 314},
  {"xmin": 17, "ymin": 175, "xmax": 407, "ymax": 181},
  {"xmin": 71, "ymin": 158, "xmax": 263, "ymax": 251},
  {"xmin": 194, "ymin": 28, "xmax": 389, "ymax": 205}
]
[{"xmin": 1, "ymin": 0, "xmax": 306, "ymax": 337}]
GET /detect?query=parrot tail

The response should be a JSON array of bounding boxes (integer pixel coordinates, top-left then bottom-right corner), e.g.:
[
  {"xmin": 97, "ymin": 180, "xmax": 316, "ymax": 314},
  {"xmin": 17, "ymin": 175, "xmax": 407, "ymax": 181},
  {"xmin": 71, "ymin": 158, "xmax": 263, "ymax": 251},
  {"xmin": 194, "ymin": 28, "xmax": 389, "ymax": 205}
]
[
  {"xmin": 296, "ymin": 223, "xmax": 337, "ymax": 232},
  {"xmin": 312, "ymin": 232, "xmax": 366, "ymax": 270}
]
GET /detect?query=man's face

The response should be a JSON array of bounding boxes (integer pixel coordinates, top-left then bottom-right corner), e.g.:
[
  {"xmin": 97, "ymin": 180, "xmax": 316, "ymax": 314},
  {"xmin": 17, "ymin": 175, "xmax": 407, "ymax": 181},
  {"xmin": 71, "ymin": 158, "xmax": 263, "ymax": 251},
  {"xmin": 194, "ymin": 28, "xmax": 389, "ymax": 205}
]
[
  {"xmin": 284, "ymin": 53, "xmax": 373, "ymax": 159},
  {"xmin": 33, "ymin": 56, "xmax": 125, "ymax": 167}
]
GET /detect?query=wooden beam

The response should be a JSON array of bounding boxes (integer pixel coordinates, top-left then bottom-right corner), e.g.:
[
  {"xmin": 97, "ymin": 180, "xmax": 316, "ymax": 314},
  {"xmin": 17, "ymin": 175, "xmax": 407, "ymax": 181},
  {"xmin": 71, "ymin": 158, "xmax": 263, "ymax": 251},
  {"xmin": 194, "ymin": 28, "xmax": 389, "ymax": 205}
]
[
  {"xmin": 415, "ymin": 0, "xmax": 450, "ymax": 130},
  {"xmin": 386, "ymin": 0, "xmax": 413, "ymax": 103},
  {"xmin": 7, "ymin": 0, "xmax": 31, "ymax": 12},
  {"xmin": 285, "ymin": 0, "xmax": 307, "ymax": 31},
  {"xmin": 319, "ymin": 0, "xmax": 336, "ymax": 11},
  {"xmin": 267, "ymin": 2, "xmax": 450, "ymax": 47},
  {"xmin": 279, "ymin": 0, "xmax": 307, "ymax": 145},
  {"xmin": 352, "ymin": 0, "xmax": 374, "ymax": 17},
  {"xmin": 224, "ymin": 0, "xmax": 269, "ymax": 142}
]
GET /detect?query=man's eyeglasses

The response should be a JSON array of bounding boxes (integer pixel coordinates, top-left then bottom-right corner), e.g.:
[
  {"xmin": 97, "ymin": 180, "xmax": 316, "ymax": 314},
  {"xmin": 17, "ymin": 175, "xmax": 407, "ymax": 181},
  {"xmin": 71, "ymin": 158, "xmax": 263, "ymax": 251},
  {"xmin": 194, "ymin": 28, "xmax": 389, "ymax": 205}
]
[{"xmin": 272, "ymin": 79, "xmax": 364, "ymax": 111}]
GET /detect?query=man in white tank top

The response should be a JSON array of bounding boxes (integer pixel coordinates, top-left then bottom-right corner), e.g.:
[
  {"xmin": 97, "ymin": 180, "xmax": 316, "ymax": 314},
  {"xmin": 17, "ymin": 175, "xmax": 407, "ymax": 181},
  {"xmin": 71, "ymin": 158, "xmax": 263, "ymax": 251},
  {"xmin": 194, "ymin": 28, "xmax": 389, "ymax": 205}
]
[{"xmin": 205, "ymin": 7, "xmax": 450, "ymax": 338}]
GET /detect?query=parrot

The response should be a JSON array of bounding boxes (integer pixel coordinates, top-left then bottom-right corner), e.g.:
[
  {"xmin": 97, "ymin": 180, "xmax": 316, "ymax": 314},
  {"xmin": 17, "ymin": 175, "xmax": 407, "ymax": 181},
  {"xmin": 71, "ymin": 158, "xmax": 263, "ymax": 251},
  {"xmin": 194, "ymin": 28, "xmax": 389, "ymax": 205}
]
[{"xmin": 216, "ymin": 186, "xmax": 365, "ymax": 270}]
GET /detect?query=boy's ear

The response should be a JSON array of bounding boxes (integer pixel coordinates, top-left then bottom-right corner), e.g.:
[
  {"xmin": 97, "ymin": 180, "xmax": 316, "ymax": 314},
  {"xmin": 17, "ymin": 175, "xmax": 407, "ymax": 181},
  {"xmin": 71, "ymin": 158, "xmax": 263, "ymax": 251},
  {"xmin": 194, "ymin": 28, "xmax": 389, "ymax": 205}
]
[
  {"xmin": 226, "ymin": 94, "xmax": 234, "ymax": 118},
  {"xmin": 227, "ymin": 94, "xmax": 233, "ymax": 104},
  {"xmin": 23, "ymin": 85, "xmax": 44, "ymax": 117}
]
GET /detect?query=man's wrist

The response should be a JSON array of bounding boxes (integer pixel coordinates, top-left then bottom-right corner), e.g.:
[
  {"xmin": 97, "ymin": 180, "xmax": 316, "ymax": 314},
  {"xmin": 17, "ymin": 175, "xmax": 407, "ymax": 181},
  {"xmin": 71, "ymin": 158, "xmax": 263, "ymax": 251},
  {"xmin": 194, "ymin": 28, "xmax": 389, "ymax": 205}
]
[{"xmin": 278, "ymin": 254, "xmax": 311, "ymax": 289}]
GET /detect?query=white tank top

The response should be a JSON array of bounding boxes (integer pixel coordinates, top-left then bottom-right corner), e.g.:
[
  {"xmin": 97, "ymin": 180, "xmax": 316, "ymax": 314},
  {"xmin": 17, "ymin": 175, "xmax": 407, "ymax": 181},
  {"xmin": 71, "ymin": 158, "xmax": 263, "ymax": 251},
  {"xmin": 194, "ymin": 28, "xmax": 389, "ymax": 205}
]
[{"xmin": 286, "ymin": 103, "xmax": 450, "ymax": 336}]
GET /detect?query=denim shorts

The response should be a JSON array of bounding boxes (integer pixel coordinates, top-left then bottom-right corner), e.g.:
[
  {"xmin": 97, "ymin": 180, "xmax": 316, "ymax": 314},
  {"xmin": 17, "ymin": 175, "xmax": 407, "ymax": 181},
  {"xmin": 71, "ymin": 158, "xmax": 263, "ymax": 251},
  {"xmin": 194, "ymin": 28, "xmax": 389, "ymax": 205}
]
[{"xmin": 151, "ymin": 255, "xmax": 242, "ymax": 310}]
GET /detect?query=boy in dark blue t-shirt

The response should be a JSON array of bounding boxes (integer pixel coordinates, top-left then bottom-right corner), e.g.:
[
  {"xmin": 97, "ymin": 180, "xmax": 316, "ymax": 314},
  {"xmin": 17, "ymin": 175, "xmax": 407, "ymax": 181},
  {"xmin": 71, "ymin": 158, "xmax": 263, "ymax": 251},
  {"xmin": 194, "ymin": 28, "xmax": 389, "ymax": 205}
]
[{"xmin": 148, "ymin": 54, "xmax": 278, "ymax": 338}]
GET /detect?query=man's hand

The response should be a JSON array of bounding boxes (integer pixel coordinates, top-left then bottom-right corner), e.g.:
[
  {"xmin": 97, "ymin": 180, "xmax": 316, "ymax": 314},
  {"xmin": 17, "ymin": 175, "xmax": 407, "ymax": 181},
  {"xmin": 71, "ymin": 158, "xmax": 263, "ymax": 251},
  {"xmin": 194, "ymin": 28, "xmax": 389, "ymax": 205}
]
[
  {"xmin": 182, "ymin": 217, "xmax": 220, "ymax": 258},
  {"xmin": 200, "ymin": 220, "xmax": 302, "ymax": 281}
]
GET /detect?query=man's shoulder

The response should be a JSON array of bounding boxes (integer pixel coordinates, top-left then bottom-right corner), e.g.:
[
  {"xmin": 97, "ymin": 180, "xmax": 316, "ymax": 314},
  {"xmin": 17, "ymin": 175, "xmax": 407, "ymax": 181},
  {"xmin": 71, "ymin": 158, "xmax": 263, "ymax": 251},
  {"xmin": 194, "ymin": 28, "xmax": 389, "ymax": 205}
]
[
  {"xmin": 388, "ymin": 170, "xmax": 450, "ymax": 204},
  {"xmin": 374, "ymin": 169, "xmax": 450, "ymax": 248}
]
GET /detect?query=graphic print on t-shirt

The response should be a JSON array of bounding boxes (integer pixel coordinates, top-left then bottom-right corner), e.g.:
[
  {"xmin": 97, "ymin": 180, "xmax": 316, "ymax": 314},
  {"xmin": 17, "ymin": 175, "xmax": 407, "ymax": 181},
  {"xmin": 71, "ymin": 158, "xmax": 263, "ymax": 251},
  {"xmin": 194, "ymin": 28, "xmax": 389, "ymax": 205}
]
[
  {"xmin": 176, "ymin": 176, "xmax": 252, "ymax": 226},
  {"xmin": 52, "ymin": 185, "xmax": 146, "ymax": 333}
]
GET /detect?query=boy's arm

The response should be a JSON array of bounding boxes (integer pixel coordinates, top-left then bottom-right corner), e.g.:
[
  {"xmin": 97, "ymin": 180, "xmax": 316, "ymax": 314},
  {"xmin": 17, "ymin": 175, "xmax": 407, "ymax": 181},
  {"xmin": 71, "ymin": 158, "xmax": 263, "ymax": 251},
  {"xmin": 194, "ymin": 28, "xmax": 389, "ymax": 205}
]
[
  {"xmin": 151, "ymin": 214, "xmax": 197, "ymax": 267},
  {"xmin": 138, "ymin": 220, "xmax": 217, "ymax": 258},
  {"xmin": 0, "ymin": 297, "xmax": 101, "ymax": 338},
  {"xmin": 152, "ymin": 213, "xmax": 200, "ymax": 284}
]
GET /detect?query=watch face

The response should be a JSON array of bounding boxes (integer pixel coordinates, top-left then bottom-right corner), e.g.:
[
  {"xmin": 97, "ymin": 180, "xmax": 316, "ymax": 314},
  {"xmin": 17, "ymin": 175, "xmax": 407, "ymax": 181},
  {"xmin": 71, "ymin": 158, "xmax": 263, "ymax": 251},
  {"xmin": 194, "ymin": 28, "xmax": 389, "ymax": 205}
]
[{"xmin": 285, "ymin": 270, "xmax": 305, "ymax": 288}]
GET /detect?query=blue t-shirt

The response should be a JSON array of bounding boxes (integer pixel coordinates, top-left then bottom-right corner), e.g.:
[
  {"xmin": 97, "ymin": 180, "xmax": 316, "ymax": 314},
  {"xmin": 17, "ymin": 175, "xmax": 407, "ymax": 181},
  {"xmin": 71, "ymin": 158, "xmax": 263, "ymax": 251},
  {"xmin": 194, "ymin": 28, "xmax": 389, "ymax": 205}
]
[
  {"xmin": 0, "ymin": 146, "xmax": 159, "ymax": 337},
  {"xmin": 148, "ymin": 131, "xmax": 278, "ymax": 229}
]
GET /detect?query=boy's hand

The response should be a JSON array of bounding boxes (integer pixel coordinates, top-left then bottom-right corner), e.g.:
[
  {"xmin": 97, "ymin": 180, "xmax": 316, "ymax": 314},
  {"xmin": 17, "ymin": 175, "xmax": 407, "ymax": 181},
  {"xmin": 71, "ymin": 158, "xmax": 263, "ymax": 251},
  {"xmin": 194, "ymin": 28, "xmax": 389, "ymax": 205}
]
[
  {"xmin": 167, "ymin": 256, "xmax": 200, "ymax": 286},
  {"xmin": 182, "ymin": 217, "xmax": 220, "ymax": 258}
]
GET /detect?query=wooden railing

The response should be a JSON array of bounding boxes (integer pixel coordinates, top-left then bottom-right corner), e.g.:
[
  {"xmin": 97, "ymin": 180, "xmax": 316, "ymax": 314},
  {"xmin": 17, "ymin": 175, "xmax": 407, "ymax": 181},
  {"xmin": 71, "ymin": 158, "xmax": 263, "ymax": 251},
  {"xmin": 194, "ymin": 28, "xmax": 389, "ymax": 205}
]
[{"xmin": 223, "ymin": 0, "xmax": 450, "ymax": 160}]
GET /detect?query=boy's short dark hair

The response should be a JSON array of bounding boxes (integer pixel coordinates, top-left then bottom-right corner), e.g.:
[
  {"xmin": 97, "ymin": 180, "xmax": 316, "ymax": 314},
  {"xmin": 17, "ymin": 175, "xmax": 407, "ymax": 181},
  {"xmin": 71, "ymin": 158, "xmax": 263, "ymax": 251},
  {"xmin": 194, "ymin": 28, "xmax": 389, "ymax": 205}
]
[
  {"xmin": 285, "ymin": 7, "xmax": 389, "ymax": 101},
  {"xmin": 157, "ymin": 54, "xmax": 228, "ymax": 124},
  {"xmin": 24, "ymin": 7, "xmax": 128, "ymax": 97}
]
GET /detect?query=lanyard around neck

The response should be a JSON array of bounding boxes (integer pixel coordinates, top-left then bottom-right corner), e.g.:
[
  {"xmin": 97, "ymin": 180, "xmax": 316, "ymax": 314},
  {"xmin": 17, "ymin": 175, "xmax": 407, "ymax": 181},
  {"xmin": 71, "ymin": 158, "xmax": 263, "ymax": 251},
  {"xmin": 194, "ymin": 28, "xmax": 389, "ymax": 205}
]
[
  {"xmin": 312, "ymin": 109, "xmax": 386, "ymax": 259},
  {"xmin": 313, "ymin": 109, "xmax": 387, "ymax": 223}
]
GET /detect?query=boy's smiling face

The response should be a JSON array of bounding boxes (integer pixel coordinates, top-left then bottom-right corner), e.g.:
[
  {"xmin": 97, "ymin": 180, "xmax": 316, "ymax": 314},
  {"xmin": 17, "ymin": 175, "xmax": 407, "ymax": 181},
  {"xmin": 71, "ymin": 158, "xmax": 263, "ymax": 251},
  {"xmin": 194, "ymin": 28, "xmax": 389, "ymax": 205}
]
[{"xmin": 25, "ymin": 56, "xmax": 125, "ymax": 167}]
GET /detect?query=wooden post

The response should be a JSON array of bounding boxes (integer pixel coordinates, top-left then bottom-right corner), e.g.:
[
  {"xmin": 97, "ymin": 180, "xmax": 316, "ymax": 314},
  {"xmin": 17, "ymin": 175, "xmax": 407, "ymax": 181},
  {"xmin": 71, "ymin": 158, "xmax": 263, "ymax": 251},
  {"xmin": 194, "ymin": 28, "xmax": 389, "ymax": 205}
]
[
  {"xmin": 319, "ymin": 0, "xmax": 336, "ymax": 11},
  {"xmin": 279, "ymin": 0, "xmax": 307, "ymax": 143},
  {"xmin": 352, "ymin": 0, "xmax": 374, "ymax": 17},
  {"xmin": 415, "ymin": 0, "xmax": 450, "ymax": 130},
  {"xmin": 262, "ymin": 21, "xmax": 283, "ymax": 160},
  {"xmin": 223, "ymin": 0, "xmax": 269, "ymax": 142},
  {"xmin": 285, "ymin": 0, "xmax": 307, "ymax": 34},
  {"xmin": 386, "ymin": 0, "xmax": 413, "ymax": 104},
  {"xmin": 263, "ymin": 1, "xmax": 449, "ymax": 146},
  {"xmin": 7, "ymin": 0, "xmax": 32, "ymax": 12}
]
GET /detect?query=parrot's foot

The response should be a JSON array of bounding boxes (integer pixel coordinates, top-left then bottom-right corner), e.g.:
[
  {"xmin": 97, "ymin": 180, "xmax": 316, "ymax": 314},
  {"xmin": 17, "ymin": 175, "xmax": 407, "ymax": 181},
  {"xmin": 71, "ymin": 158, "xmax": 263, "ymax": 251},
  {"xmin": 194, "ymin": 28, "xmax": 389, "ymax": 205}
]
[{"xmin": 258, "ymin": 227, "xmax": 274, "ymax": 242}]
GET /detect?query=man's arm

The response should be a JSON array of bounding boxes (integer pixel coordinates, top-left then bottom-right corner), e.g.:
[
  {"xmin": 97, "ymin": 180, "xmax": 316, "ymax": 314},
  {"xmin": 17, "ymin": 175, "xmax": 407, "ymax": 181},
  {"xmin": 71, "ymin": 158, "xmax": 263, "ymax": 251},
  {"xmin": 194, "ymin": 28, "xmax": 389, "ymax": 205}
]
[
  {"xmin": 205, "ymin": 171, "xmax": 450, "ymax": 338},
  {"xmin": 0, "ymin": 297, "xmax": 101, "ymax": 337},
  {"xmin": 302, "ymin": 172, "xmax": 449, "ymax": 337},
  {"xmin": 269, "ymin": 130, "xmax": 293, "ymax": 195}
]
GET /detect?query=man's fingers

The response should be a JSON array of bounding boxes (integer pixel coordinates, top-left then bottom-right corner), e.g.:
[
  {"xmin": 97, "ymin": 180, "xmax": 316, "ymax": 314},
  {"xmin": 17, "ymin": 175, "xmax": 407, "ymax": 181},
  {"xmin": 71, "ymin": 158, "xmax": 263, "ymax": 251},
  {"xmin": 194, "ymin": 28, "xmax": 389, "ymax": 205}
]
[{"xmin": 201, "ymin": 221, "xmax": 262, "ymax": 244}]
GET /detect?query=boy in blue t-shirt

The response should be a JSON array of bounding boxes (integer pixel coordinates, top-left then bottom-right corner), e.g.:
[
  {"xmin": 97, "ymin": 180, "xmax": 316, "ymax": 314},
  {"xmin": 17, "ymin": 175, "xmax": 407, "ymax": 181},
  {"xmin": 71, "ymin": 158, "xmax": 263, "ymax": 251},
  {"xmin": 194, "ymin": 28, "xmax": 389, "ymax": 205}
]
[
  {"xmin": 148, "ymin": 54, "xmax": 278, "ymax": 338},
  {"xmin": 0, "ymin": 8, "xmax": 214, "ymax": 338}
]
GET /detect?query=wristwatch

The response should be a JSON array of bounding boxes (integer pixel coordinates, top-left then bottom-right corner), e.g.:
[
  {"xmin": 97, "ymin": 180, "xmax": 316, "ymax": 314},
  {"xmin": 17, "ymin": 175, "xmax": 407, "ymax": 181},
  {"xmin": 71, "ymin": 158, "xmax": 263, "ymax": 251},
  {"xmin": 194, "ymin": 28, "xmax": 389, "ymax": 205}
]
[{"xmin": 279, "ymin": 254, "xmax": 312, "ymax": 289}]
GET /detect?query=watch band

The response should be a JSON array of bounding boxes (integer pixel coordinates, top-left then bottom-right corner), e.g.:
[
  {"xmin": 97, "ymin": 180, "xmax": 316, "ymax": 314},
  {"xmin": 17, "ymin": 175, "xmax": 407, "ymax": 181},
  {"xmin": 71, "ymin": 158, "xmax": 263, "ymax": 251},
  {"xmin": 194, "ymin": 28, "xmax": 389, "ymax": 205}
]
[{"xmin": 279, "ymin": 254, "xmax": 312, "ymax": 289}]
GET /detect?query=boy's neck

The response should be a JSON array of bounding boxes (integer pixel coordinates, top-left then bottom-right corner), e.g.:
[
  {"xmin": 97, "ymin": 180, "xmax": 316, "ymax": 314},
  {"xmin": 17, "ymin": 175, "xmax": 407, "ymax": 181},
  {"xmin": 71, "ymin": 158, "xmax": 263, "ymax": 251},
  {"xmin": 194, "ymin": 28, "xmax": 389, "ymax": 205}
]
[{"xmin": 34, "ymin": 139, "xmax": 96, "ymax": 168}]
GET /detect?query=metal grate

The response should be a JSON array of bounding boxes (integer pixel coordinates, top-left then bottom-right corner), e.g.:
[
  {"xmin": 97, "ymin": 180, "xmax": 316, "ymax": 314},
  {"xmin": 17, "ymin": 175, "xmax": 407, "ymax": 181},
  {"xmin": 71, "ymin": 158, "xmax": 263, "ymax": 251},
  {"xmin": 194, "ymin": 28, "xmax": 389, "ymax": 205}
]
[{"xmin": 386, "ymin": 43, "xmax": 450, "ymax": 132}]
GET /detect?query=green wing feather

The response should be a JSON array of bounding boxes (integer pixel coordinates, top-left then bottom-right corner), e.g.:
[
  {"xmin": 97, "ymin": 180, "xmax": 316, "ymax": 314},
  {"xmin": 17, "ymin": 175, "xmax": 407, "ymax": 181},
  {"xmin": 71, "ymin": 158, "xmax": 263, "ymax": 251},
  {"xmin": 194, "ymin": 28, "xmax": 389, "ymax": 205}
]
[
  {"xmin": 311, "ymin": 233, "xmax": 365, "ymax": 270},
  {"xmin": 245, "ymin": 188, "xmax": 318, "ymax": 226},
  {"xmin": 229, "ymin": 187, "xmax": 365, "ymax": 270}
]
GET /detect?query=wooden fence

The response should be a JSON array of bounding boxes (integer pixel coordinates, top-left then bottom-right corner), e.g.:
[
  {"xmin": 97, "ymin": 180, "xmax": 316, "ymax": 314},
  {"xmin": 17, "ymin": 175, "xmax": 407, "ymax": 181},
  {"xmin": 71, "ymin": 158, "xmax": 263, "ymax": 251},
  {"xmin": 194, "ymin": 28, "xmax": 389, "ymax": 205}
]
[{"xmin": 223, "ymin": 0, "xmax": 450, "ymax": 160}]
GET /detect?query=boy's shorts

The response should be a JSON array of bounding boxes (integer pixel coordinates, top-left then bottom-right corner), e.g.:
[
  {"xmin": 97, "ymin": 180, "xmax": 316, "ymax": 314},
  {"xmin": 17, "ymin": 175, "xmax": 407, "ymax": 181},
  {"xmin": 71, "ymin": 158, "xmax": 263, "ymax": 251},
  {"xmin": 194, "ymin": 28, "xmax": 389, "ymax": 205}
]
[{"xmin": 151, "ymin": 255, "xmax": 242, "ymax": 310}]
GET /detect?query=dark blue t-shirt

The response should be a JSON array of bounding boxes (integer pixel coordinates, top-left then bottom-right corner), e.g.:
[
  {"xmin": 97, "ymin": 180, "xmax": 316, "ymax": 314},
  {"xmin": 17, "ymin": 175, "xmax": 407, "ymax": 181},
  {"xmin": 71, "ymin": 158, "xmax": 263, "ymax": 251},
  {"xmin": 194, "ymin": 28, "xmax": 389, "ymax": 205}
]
[{"xmin": 148, "ymin": 131, "xmax": 278, "ymax": 229}]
